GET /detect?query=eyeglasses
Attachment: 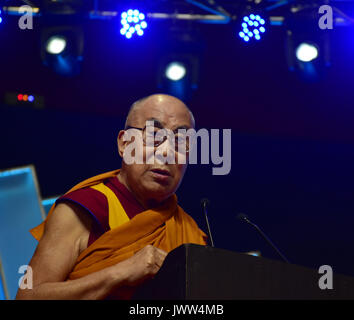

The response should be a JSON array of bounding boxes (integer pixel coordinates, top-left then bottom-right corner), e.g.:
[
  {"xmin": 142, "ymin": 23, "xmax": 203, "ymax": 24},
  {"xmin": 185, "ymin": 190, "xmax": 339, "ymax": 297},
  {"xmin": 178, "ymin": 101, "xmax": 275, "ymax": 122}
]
[{"xmin": 125, "ymin": 124, "xmax": 192, "ymax": 153}]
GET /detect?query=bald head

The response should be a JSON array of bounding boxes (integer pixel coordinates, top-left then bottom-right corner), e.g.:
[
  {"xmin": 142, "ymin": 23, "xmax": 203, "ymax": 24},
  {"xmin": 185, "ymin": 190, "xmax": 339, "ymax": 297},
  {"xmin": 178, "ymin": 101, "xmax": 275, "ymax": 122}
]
[{"xmin": 125, "ymin": 94, "xmax": 195, "ymax": 129}]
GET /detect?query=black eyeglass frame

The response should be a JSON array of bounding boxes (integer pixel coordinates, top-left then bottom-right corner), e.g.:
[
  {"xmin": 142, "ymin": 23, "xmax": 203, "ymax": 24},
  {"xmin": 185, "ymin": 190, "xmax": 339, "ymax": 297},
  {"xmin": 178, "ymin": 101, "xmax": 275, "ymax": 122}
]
[{"xmin": 124, "ymin": 125, "xmax": 192, "ymax": 152}]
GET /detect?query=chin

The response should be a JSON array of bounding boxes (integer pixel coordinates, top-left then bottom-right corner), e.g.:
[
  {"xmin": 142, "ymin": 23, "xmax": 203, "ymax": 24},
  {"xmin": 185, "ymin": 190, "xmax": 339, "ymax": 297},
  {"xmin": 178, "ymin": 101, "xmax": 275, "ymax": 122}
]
[
  {"xmin": 147, "ymin": 187, "xmax": 172, "ymax": 199},
  {"xmin": 144, "ymin": 185, "xmax": 175, "ymax": 201}
]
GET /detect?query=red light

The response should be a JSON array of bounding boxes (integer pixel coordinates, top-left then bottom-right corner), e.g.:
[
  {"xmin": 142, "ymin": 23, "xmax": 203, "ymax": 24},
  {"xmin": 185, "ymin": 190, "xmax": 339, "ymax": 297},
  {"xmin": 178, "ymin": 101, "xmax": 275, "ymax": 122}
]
[{"xmin": 18, "ymin": 94, "xmax": 23, "ymax": 101}]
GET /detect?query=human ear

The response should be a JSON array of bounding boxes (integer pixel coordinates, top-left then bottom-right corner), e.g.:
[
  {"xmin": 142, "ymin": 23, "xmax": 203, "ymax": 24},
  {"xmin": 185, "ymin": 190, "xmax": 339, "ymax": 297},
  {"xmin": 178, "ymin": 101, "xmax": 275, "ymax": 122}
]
[{"xmin": 117, "ymin": 130, "xmax": 127, "ymax": 158}]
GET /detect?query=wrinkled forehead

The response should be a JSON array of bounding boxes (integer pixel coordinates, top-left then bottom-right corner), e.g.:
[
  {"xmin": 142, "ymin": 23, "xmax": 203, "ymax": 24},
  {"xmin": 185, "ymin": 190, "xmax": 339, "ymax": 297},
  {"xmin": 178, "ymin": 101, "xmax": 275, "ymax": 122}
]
[{"xmin": 132, "ymin": 97, "xmax": 194, "ymax": 129}]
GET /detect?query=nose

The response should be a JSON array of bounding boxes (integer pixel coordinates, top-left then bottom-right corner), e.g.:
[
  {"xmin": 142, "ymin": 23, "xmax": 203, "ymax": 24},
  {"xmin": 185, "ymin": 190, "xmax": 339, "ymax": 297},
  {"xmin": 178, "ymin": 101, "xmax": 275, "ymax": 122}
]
[{"xmin": 155, "ymin": 136, "xmax": 176, "ymax": 164}]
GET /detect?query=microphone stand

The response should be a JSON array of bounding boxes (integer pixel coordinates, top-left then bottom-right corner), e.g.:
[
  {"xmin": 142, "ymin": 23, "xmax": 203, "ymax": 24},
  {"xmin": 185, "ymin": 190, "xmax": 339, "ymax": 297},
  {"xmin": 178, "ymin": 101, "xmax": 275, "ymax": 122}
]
[{"xmin": 238, "ymin": 213, "xmax": 290, "ymax": 264}]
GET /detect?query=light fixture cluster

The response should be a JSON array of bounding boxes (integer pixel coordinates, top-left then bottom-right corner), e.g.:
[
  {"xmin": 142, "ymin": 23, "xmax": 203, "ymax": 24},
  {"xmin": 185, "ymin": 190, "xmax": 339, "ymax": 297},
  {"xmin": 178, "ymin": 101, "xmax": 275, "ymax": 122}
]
[
  {"xmin": 120, "ymin": 9, "xmax": 148, "ymax": 39},
  {"xmin": 238, "ymin": 14, "xmax": 266, "ymax": 43}
]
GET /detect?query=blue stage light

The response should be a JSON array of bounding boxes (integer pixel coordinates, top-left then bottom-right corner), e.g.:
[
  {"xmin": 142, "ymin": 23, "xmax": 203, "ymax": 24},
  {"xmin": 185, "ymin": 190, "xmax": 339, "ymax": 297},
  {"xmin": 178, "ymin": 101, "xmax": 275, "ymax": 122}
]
[
  {"xmin": 239, "ymin": 13, "xmax": 266, "ymax": 43},
  {"xmin": 0, "ymin": 9, "xmax": 3, "ymax": 24},
  {"xmin": 120, "ymin": 9, "xmax": 147, "ymax": 39}
]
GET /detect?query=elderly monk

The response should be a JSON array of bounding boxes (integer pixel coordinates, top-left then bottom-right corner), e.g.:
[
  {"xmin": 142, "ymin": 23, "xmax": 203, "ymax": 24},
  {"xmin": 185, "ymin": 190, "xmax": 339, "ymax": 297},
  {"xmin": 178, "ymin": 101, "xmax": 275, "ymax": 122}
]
[{"xmin": 16, "ymin": 94, "xmax": 207, "ymax": 300}]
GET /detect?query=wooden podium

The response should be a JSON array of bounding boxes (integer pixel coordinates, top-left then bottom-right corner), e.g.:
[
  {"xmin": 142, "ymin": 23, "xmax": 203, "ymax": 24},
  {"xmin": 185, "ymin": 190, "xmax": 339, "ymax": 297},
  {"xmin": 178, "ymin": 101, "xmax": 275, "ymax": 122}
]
[{"xmin": 133, "ymin": 244, "xmax": 354, "ymax": 300}]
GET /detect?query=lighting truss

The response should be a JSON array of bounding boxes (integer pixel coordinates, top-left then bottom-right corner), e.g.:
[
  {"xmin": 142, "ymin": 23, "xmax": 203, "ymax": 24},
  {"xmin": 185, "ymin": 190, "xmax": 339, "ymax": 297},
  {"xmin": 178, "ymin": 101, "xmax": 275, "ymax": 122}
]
[{"xmin": 2, "ymin": 1, "xmax": 354, "ymax": 28}]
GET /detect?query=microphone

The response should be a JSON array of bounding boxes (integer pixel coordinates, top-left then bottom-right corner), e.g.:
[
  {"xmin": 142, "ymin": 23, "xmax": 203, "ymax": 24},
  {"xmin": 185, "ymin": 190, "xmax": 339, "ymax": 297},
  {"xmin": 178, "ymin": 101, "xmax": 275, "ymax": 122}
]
[
  {"xmin": 201, "ymin": 198, "xmax": 215, "ymax": 247},
  {"xmin": 237, "ymin": 213, "xmax": 290, "ymax": 264}
]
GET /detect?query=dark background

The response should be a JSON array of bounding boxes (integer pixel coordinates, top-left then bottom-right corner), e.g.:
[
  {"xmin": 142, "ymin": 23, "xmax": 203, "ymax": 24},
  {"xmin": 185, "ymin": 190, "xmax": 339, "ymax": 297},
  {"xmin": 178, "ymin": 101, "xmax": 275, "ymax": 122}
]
[{"xmin": 1, "ymin": 1, "xmax": 354, "ymax": 277}]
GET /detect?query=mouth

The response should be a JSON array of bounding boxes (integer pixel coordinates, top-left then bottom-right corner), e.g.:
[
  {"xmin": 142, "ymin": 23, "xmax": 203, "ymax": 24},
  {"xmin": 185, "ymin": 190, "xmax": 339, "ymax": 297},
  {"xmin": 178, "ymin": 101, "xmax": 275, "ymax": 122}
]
[
  {"xmin": 150, "ymin": 168, "xmax": 172, "ymax": 183},
  {"xmin": 150, "ymin": 168, "xmax": 171, "ymax": 177}
]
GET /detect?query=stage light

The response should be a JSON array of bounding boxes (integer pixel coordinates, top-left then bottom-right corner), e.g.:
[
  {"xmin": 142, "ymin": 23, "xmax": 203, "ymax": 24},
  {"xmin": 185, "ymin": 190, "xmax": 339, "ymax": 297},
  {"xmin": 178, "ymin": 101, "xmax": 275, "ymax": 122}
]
[
  {"xmin": 239, "ymin": 14, "xmax": 266, "ymax": 43},
  {"xmin": 285, "ymin": 6, "xmax": 331, "ymax": 81},
  {"xmin": 157, "ymin": 28, "xmax": 203, "ymax": 102},
  {"xmin": 286, "ymin": 34, "xmax": 325, "ymax": 81},
  {"xmin": 120, "ymin": 9, "xmax": 147, "ymax": 39},
  {"xmin": 165, "ymin": 62, "xmax": 186, "ymax": 81},
  {"xmin": 158, "ymin": 54, "xmax": 200, "ymax": 101},
  {"xmin": 295, "ymin": 43, "xmax": 319, "ymax": 62},
  {"xmin": 0, "ymin": 9, "xmax": 2, "ymax": 24},
  {"xmin": 46, "ymin": 36, "xmax": 67, "ymax": 55},
  {"xmin": 41, "ymin": 26, "xmax": 84, "ymax": 76}
]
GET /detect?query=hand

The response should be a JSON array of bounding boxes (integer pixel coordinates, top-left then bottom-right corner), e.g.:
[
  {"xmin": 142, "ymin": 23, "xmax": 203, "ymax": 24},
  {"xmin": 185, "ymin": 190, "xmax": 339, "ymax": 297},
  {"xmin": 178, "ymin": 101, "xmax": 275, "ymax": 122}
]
[{"xmin": 119, "ymin": 245, "xmax": 168, "ymax": 287}]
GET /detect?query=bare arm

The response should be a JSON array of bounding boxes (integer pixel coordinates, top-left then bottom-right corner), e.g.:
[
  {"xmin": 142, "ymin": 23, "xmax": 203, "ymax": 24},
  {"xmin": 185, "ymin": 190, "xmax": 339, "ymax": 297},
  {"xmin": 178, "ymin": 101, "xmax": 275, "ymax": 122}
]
[{"xmin": 16, "ymin": 202, "xmax": 167, "ymax": 300}]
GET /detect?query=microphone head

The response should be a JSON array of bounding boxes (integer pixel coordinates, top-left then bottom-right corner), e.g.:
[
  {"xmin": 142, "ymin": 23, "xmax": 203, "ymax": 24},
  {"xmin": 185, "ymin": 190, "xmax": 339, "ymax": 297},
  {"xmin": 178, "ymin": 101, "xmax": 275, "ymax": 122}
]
[
  {"xmin": 200, "ymin": 198, "xmax": 210, "ymax": 208},
  {"xmin": 237, "ymin": 213, "xmax": 250, "ymax": 223}
]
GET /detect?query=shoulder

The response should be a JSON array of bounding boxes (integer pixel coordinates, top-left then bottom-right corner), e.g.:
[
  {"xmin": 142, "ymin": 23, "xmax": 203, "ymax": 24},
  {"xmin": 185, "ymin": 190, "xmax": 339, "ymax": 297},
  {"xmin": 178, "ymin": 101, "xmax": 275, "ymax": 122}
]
[
  {"xmin": 22, "ymin": 202, "xmax": 93, "ymax": 289},
  {"xmin": 44, "ymin": 202, "xmax": 92, "ymax": 247},
  {"xmin": 56, "ymin": 185, "xmax": 110, "ymax": 232},
  {"xmin": 57, "ymin": 186, "xmax": 108, "ymax": 213}
]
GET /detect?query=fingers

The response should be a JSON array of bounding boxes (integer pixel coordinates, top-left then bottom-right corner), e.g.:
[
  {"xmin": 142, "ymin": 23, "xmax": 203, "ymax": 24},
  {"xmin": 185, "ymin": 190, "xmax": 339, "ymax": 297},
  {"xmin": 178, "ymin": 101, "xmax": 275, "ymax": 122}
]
[
  {"xmin": 140, "ymin": 245, "xmax": 167, "ymax": 273},
  {"xmin": 141, "ymin": 245, "xmax": 167, "ymax": 267},
  {"xmin": 121, "ymin": 245, "xmax": 169, "ymax": 286},
  {"xmin": 154, "ymin": 246, "xmax": 168, "ymax": 256},
  {"xmin": 152, "ymin": 247, "xmax": 167, "ymax": 269}
]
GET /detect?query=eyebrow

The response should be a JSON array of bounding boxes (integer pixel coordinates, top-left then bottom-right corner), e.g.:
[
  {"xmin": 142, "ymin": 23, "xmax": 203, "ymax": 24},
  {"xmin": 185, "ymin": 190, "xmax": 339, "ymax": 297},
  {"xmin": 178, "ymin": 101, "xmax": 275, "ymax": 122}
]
[
  {"xmin": 174, "ymin": 125, "xmax": 191, "ymax": 132},
  {"xmin": 146, "ymin": 118, "xmax": 192, "ymax": 132},
  {"xmin": 147, "ymin": 118, "xmax": 164, "ymax": 129}
]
